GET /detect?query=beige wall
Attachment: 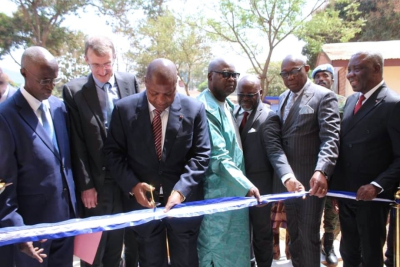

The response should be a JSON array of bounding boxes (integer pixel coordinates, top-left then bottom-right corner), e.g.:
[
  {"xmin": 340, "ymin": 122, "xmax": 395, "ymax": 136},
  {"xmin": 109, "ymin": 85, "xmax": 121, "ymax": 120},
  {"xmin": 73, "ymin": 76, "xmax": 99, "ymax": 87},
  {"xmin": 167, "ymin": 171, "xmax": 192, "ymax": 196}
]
[{"xmin": 344, "ymin": 66, "xmax": 400, "ymax": 97}]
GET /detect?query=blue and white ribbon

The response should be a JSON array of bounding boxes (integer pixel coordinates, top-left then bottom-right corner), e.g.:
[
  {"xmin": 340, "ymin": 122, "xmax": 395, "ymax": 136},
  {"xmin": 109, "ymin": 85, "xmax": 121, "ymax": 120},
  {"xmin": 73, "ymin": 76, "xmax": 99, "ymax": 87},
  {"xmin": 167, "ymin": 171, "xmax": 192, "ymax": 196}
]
[{"xmin": 0, "ymin": 190, "xmax": 393, "ymax": 246}]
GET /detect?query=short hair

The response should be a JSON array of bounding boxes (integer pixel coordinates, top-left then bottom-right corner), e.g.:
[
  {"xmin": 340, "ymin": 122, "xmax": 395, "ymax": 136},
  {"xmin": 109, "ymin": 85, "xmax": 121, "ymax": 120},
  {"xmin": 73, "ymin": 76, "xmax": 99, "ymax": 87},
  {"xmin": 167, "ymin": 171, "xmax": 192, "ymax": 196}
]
[
  {"xmin": 84, "ymin": 35, "xmax": 116, "ymax": 58},
  {"xmin": 352, "ymin": 50, "xmax": 384, "ymax": 75}
]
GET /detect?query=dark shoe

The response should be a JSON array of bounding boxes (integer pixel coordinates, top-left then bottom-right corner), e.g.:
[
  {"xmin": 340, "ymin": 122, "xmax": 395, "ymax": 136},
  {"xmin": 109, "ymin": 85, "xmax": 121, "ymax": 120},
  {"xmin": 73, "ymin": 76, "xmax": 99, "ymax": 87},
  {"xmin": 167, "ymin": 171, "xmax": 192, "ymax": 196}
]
[{"xmin": 324, "ymin": 248, "xmax": 338, "ymax": 266}]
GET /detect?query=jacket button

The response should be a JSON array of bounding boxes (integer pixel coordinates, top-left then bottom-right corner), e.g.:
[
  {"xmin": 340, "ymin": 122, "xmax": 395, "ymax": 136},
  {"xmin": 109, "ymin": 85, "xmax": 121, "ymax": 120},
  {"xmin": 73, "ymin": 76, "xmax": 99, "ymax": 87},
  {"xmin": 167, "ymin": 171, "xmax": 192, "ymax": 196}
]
[
  {"xmin": 102, "ymin": 167, "xmax": 106, "ymax": 171},
  {"xmin": 158, "ymin": 171, "xmax": 163, "ymax": 175},
  {"xmin": 348, "ymin": 144, "xmax": 353, "ymax": 148},
  {"xmin": 366, "ymin": 130, "xmax": 370, "ymax": 134},
  {"xmin": 63, "ymin": 187, "xmax": 67, "ymax": 191}
]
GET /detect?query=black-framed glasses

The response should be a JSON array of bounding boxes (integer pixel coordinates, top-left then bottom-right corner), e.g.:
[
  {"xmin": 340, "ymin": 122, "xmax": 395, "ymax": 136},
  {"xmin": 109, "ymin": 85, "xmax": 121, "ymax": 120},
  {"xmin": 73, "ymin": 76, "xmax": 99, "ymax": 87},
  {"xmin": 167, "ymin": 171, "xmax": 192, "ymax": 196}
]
[
  {"xmin": 280, "ymin": 65, "xmax": 305, "ymax": 79},
  {"xmin": 88, "ymin": 62, "xmax": 114, "ymax": 70},
  {"xmin": 211, "ymin": 71, "xmax": 240, "ymax": 79},
  {"xmin": 237, "ymin": 93, "xmax": 258, "ymax": 98},
  {"xmin": 23, "ymin": 68, "xmax": 62, "ymax": 86}
]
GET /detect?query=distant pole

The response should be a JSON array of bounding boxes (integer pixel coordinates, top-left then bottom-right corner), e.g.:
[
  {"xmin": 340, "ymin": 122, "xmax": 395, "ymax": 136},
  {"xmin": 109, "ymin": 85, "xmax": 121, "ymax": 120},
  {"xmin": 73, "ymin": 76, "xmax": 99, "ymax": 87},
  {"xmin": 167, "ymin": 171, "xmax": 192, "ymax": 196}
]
[{"xmin": 395, "ymin": 190, "xmax": 400, "ymax": 267}]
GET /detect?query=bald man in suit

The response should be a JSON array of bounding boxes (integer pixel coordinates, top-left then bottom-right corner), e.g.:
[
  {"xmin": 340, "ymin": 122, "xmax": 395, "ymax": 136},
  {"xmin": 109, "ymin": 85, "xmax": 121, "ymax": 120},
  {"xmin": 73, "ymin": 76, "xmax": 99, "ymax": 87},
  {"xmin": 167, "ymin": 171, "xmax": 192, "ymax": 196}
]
[{"xmin": 274, "ymin": 54, "xmax": 340, "ymax": 267}]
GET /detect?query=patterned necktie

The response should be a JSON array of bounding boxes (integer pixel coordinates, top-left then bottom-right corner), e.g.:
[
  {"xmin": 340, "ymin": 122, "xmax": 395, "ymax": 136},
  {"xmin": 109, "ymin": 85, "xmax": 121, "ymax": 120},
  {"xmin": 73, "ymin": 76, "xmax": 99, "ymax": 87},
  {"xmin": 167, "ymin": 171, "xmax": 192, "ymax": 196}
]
[
  {"xmin": 239, "ymin": 111, "xmax": 249, "ymax": 134},
  {"xmin": 353, "ymin": 94, "xmax": 366, "ymax": 114},
  {"xmin": 39, "ymin": 103, "xmax": 58, "ymax": 152},
  {"xmin": 283, "ymin": 92, "xmax": 297, "ymax": 123},
  {"xmin": 152, "ymin": 109, "xmax": 162, "ymax": 160}
]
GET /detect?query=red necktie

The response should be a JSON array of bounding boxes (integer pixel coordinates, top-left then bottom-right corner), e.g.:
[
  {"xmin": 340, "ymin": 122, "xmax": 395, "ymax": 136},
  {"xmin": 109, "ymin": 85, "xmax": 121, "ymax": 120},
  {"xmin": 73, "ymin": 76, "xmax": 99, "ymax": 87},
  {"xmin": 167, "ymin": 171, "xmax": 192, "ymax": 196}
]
[
  {"xmin": 239, "ymin": 111, "xmax": 249, "ymax": 133},
  {"xmin": 353, "ymin": 94, "xmax": 366, "ymax": 114},
  {"xmin": 152, "ymin": 109, "xmax": 162, "ymax": 160}
]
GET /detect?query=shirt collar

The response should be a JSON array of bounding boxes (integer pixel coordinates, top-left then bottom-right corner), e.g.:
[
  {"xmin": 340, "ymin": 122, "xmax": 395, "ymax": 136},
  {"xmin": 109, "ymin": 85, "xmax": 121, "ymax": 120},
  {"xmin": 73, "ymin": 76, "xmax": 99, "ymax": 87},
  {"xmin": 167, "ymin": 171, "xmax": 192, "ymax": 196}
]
[
  {"xmin": 147, "ymin": 100, "xmax": 170, "ymax": 113},
  {"xmin": 20, "ymin": 86, "xmax": 50, "ymax": 112},
  {"xmin": 92, "ymin": 74, "xmax": 115, "ymax": 89},
  {"xmin": 362, "ymin": 80, "xmax": 384, "ymax": 100},
  {"xmin": 0, "ymin": 85, "xmax": 10, "ymax": 102}
]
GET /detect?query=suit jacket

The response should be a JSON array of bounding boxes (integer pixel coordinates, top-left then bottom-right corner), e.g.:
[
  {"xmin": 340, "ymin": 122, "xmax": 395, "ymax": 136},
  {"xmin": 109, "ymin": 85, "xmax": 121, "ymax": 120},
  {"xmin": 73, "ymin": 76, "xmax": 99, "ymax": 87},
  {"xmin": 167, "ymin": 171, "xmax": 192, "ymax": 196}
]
[
  {"xmin": 0, "ymin": 90, "xmax": 77, "ymax": 227},
  {"xmin": 331, "ymin": 84, "xmax": 400, "ymax": 199},
  {"xmin": 104, "ymin": 91, "xmax": 210, "ymax": 205},
  {"xmin": 62, "ymin": 72, "xmax": 139, "ymax": 193},
  {"xmin": 274, "ymin": 80, "xmax": 340, "ymax": 193},
  {"xmin": 7, "ymin": 85, "xmax": 17, "ymax": 99},
  {"xmin": 234, "ymin": 101, "xmax": 293, "ymax": 195}
]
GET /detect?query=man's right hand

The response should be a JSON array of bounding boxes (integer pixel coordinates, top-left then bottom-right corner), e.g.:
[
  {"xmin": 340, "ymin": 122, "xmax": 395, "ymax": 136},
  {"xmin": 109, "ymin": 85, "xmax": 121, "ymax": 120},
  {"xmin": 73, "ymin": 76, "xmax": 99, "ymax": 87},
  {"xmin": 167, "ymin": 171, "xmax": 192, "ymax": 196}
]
[
  {"xmin": 18, "ymin": 241, "xmax": 47, "ymax": 263},
  {"xmin": 132, "ymin": 183, "xmax": 155, "ymax": 208},
  {"xmin": 284, "ymin": 178, "xmax": 305, "ymax": 193},
  {"xmin": 81, "ymin": 188, "xmax": 98, "ymax": 209}
]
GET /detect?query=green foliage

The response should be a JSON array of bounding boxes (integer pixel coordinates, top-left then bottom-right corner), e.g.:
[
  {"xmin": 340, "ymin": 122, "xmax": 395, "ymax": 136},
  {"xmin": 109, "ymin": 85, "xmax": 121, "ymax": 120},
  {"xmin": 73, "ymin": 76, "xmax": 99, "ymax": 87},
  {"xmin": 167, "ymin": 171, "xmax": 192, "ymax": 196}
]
[
  {"xmin": 202, "ymin": 0, "xmax": 326, "ymax": 97},
  {"xmin": 298, "ymin": 0, "xmax": 364, "ymax": 67},
  {"xmin": 126, "ymin": 10, "xmax": 212, "ymax": 95},
  {"xmin": 352, "ymin": 0, "xmax": 400, "ymax": 41},
  {"xmin": 197, "ymin": 80, "xmax": 208, "ymax": 92}
]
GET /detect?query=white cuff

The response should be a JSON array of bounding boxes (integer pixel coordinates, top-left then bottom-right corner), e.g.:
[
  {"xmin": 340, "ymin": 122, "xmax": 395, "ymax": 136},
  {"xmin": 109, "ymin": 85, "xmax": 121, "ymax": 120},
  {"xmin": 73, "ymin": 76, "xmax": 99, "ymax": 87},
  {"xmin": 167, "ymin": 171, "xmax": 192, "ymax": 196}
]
[
  {"xmin": 281, "ymin": 173, "xmax": 295, "ymax": 185},
  {"xmin": 371, "ymin": 182, "xmax": 384, "ymax": 194}
]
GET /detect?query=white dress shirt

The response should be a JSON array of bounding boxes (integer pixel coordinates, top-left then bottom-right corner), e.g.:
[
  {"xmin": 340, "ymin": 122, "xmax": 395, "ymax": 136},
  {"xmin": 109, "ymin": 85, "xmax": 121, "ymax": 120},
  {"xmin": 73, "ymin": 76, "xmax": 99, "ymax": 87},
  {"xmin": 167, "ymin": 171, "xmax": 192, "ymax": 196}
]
[{"xmin": 20, "ymin": 86, "xmax": 54, "ymax": 130}]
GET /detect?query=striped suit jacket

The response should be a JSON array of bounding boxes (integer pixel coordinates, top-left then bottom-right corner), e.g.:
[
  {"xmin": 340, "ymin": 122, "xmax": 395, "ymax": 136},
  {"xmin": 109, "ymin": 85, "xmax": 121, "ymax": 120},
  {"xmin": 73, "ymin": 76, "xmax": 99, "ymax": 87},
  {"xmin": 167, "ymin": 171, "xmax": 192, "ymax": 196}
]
[{"xmin": 273, "ymin": 80, "xmax": 340, "ymax": 193}]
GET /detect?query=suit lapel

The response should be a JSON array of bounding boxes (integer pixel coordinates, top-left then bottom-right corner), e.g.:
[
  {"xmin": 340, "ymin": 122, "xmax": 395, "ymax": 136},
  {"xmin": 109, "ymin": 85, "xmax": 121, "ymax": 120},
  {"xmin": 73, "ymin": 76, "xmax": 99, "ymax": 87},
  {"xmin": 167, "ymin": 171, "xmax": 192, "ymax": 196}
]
[
  {"xmin": 48, "ymin": 97, "xmax": 63, "ymax": 160},
  {"xmin": 278, "ymin": 90, "xmax": 289, "ymax": 121},
  {"xmin": 82, "ymin": 74, "xmax": 107, "ymax": 137},
  {"xmin": 115, "ymin": 72, "xmax": 130, "ymax": 98},
  {"xmin": 163, "ymin": 94, "xmax": 183, "ymax": 161},
  {"xmin": 241, "ymin": 102, "xmax": 262, "ymax": 142},
  {"xmin": 282, "ymin": 83, "xmax": 314, "ymax": 131},
  {"xmin": 342, "ymin": 86, "xmax": 386, "ymax": 137},
  {"xmin": 14, "ymin": 91, "xmax": 60, "ymax": 159}
]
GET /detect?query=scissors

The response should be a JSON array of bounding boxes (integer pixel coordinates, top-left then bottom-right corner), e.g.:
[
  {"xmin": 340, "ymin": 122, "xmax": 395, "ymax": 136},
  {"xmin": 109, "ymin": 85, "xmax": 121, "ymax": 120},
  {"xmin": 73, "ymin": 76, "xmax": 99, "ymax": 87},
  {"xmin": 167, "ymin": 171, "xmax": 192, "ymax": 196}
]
[
  {"xmin": 149, "ymin": 185, "xmax": 161, "ymax": 212},
  {"xmin": 0, "ymin": 180, "xmax": 12, "ymax": 194}
]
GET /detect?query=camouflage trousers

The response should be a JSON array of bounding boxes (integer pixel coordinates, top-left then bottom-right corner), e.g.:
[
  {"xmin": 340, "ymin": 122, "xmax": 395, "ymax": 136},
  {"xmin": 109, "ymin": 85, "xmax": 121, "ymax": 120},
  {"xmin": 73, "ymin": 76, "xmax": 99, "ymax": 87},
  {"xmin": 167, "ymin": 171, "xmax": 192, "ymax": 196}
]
[{"xmin": 323, "ymin": 197, "xmax": 340, "ymax": 238}]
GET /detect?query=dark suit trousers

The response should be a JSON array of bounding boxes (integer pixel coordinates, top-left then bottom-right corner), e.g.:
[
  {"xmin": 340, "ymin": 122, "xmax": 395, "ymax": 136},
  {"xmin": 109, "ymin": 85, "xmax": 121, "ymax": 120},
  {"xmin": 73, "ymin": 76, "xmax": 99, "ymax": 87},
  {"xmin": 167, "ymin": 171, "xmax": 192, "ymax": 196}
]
[
  {"xmin": 133, "ymin": 215, "xmax": 203, "ymax": 267},
  {"xmin": 284, "ymin": 196, "xmax": 324, "ymax": 267},
  {"xmin": 81, "ymin": 179, "xmax": 124, "ymax": 267},
  {"xmin": 249, "ymin": 203, "xmax": 273, "ymax": 267},
  {"xmin": 15, "ymin": 237, "xmax": 74, "ymax": 267},
  {"xmin": 385, "ymin": 208, "xmax": 395, "ymax": 267},
  {"xmin": 338, "ymin": 199, "xmax": 390, "ymax": 267}
]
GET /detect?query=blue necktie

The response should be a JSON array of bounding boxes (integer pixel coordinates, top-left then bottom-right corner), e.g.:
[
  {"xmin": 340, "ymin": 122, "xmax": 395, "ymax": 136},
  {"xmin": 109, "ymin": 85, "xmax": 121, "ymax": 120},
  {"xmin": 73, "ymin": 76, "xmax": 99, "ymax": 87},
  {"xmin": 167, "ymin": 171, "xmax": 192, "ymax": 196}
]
[
  {"xmin": 103, "ymin": 82, "xmax": 118, "ymax": 126},
  {"xmin": 39, "ymin": 103, "xmax": 59, "ymax": 152}
]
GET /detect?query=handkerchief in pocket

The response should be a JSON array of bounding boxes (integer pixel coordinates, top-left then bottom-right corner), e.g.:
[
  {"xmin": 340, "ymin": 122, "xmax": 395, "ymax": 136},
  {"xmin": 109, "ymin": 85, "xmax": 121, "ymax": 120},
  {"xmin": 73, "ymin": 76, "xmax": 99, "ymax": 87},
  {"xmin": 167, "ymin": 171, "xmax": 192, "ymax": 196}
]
[
  {"xmin": 248, "ymin": 128, "xmax": 256, "ymax": 133},
  {"xmin": 299, "ymin": 105, "xmax": 314, "ymax": 114}
]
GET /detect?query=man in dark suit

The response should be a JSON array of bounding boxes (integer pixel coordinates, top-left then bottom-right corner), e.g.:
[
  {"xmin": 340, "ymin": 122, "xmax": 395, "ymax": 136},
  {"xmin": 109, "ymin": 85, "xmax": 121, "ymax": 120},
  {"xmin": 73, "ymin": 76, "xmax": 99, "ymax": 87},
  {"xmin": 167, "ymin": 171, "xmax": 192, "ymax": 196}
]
[
  {"xmin": 233, "ymin": 75, "xmax": 294, "ymax": 267},
  {"xmin": 62, "ymin": 35, "xmax": 139, "ymax": 267},
  {"xmin": 274, "ymin": 54, "xmax": 340, "ymax": 267},
  {"xmin": 330, "ymin": 51, "xmax": 400, "ymax": 267},
  {"xmin": 0, "ymin": 70, "xmax": 17, "ymax": 104},
  {"xmin": 105, "ymin": 58, "xmax": 210, "ymax": 267},
  {"xmin": 0, "ymin": 46, "xmax": 77, "ymax": 266}
]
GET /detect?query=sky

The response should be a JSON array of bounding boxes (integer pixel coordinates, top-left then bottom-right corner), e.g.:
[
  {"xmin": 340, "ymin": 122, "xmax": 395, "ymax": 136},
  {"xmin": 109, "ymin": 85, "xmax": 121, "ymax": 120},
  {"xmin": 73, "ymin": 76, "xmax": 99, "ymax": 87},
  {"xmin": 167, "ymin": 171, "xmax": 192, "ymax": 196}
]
[{"xmin": 1, "ymin": 0, "xmax": 305, "ymax": 82}]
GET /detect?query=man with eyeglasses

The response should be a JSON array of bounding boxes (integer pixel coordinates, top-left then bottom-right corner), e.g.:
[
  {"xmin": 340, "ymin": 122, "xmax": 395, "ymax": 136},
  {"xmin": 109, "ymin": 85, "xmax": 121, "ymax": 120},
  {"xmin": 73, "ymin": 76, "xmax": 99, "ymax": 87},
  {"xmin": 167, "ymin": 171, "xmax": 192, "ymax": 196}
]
[
  {"xmin": 197, "ymin": 58, "xmax": 261, "ymax": 267},
  {"xmin": 274, "ymin": 54, "xmax": 340, "ymax": 267},
  {"xmin": 0, "ymin": 46, "xmax": 77, "ymax": 266},
  {"xmin": 233, "ymin": 75, "xmax": 295, "ymax": 267},
  {"xmin": 63, "ymin": 35, "xmax": 139, "ymax": 267},
  {"xmin": 0, "ymin": 69, "xmax": 17, "ymax": 104}
]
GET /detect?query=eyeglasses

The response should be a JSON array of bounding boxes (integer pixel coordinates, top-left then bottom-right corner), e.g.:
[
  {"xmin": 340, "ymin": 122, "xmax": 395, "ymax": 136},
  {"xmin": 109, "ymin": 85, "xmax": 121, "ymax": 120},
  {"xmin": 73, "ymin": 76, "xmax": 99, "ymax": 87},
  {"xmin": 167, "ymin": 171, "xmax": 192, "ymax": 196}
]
[
  {"xmin": 88, "ymin": 62, "xmax": 114, "ymax": 70},
  {"xmin": 280, "ymin": 65, "xmax": 305, "ymax": 79},
  {"xmin": 211, "ymin": 71, "xmax": 240, "ymax": 79},
  {"xmin": 237, "ymin": 93, "xmax": 258, "ymax": 98},
  {"xmin": 23, "ymin": 68, "xmax": 62, "ymax": 86}
]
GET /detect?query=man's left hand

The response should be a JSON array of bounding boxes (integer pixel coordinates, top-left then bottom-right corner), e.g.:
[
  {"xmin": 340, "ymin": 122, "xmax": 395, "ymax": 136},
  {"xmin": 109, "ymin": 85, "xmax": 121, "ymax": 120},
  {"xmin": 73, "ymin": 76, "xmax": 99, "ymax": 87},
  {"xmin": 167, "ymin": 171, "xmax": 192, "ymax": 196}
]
[
  {"xmin": 164, "ymin": 191, "xmax": 183, "ymax": 213},
  {"xmin": 356, "ymin": 184, "xmax": 380, "ymax": 201},
  {"xmin": 309, "ymin": 171, "xmax": 328, "ymax": 198},
  {"xmin": 247, "ymin": 187, "xmax": 261, "ymax": 203}
]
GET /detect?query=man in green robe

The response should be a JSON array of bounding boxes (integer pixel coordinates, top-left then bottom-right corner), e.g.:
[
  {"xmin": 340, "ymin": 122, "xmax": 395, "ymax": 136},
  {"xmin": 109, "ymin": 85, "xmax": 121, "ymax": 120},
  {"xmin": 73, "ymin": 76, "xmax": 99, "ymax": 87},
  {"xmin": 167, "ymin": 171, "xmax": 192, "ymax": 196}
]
[{"xmin": 197, "ymin": 58, "xmax": 260, "ymax": 267}]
